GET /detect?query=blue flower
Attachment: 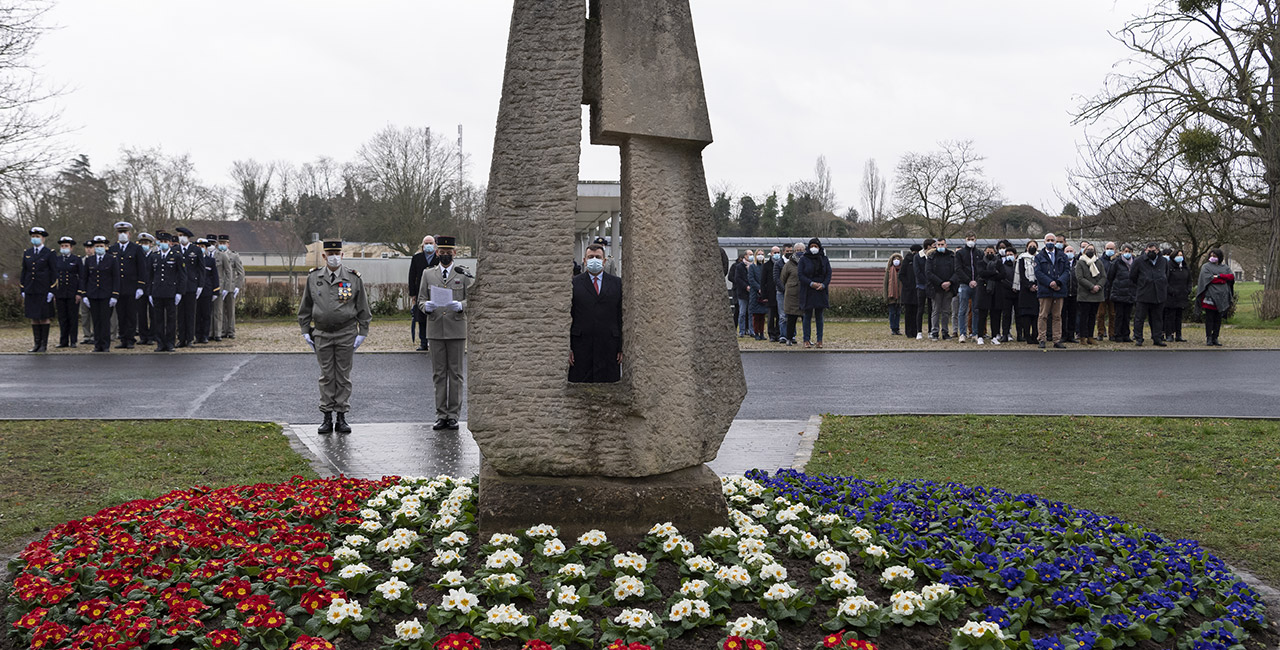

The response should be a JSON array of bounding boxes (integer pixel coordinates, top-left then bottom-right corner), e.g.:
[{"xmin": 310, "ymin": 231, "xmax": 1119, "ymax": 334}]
[
  {"xmin": 1070, "ymin": 628, "xmax": 1100, "ymax": 650},
  {"xmin": 1034, "ymin": 562, "xmax": 1062, "ymax": 583},
  {"xmin": 1100, "ymin": 613, "xmax": 1130, "ymax": 629},
  {"xmin": 981, "ymin": 606, "xmax": 1011, "ymax": 628},
  {"xmin": 998, "ymin": 567, "xmax": 1025, "ymax": 589},
  {"xmin": 1031, "ymin": 635, "xmax": 1064, "ymax": 650},
  {"xmin": 938, "ymin": 572, "xmax": 975, "ymax": 588},
  {"xmin": 1048, "ymin": 587, "xmax": 1089, "ymax": 610}
]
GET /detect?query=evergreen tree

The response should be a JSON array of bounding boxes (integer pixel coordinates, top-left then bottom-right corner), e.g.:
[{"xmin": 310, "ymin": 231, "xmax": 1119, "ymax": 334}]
[
  {"xmin": 759, "ymin": 192, "xmax": 780, "ymax": 236},
  {"xmin": 711, "ymin": 191, "xmax": 733, "ymax": 235},
  {"xmin": 737, "ymin": 195, "xmax": 761, "ymax": 237}
]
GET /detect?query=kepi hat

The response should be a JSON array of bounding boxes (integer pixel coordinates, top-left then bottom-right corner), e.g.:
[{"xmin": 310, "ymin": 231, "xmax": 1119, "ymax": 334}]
[
  {"xmin": 434, "ymin": 235, "xmax": 456, "ymax": 248},
  {"xmin": 29, "ymin": 226, "xmax": 48, "ymax": 237},
  {"xmin": 114, "ymin": 221, "xmax": 133, "ymax": 231},
  {"xmin": 137, "ymin": 232, "xmax": 154, "ymax": 242},
  {"xmin": 322, "ymin": 239, "xmax": 343, "ymax": 252},
  {"xmin": 58, "ymin": 236, "xmax": 75, "ymax": 245}
]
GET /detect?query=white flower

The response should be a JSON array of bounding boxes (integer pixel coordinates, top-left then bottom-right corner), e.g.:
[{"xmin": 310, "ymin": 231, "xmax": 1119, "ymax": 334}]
[
  {"xmin": 680, "ymin": 579, "xmax": 710, "ymax": 597},
  {"xmin": 739, "ymin": 523, "xmax": 769, "ymax": 538},
  {"xmin": 890, "ymin": 590, "xmax": 924, "ymax": 609},
  {"xmin": 577, "ymin": 529, "xmax": 609, "ymax": 546},
  {"xmin": 612, "ymin": 575, "xmax": 645, "ymax": 601},
  {"xmin": 763, "ymin": 582, "xmax": 800, "ymax": 601},
  {"xmin": 344, "ymin": 601, "xmax": 364, "ymax": 622},
  {"xmin": 390, "ymin": 506, "xmax": 420, "ymax": 520},
  {"xmin": 325, "ymin": 606, "xmax": 346, "ymax": 624},
  {"xmin": 668, "ymin": 598, "xmax": 694, "ymax": 622},
  {"xmin": 612, "ymin": 552, "xmax": 647, "ymax": 573},
  {"xmin": 691, "ymin": 599, "xmax": 712, "ymax": 618},
  {"xmin": 482, "ymin": 573, "xmax": 521, "ymax": 589},
  {"xmin": 959, "ymin": 620, "xmax": 1008, "ymax": 639},
  {"xmin": 778, "ymin": 524, "xmax": 802, "ymax": 537},
  {"xmin": 395, "ymin": 618, "xmax": 425, "ymax": 641},
  {"xmin": 541, "ymin": 538, "xmax": 567, "ymax": 557},
  {"xmin": 729, "ymin": 494, "xmax": 748, "ymax": 503},
  {"xmin": 441, "ymin": 587, "xmax": 479, "ymax": 613},
  {"xmin": 647, "ymin": 522, "xmax": 679, "ymax": 538},
  {"xmin": 850, "ymin": 526, "xmax": 873, "ymax": 544},
  {"xmin": 880, "ymin": 565, "xmax": 915, "ymax": 585},
  {"xmin": 822, "ymin": 571, "xmax": 859, "ymax": 595},
  {"xmin": 375, "ymin": 577, "xmax": 409, "ymax": 600},
  {"xmin": 816, "ymin": 550, "xmax": 849, "ymax": 571},
  {"xmin": 390, "ymin": 557, "xmax": 415, "ymax": 573},
  {"xmin": 338, "ymin": 563, "xmax": 372, "ymax": 579},
  {"xmin": 553, "ymin": 585, "xmax": 580, "ymax": 606},
  {"xmin": 485, "ymin": 548, "xmax": 524, "ymax": 570},
  {"xmin": 922, "ymin": 583, "xmax": 955, "ymax": 602},
  {"xmin": 864, "ymin": 544, "xmax": 888, "ymax": 559},
  {"xmin": 892, "ymin": 598, "xmax": 916, "ymax": 616},
  {"xmin": 715, "ymin": 565, "xmax": 752, "ymax": 588},
  {"xmin": 740, "ymin": 551, "xmax": 776, "ymax": 568},
  {"xmin": 684, "ymin": 555, "xmax": 719, "ymax": 573},
  {"xmin": 344, "ymin": 534, "xmax": 370, "ymax": 548},
  {"xmin": 358, "ymin": 520, "xmax": 382, "ymax": 533},
  {"xmin": 743, "ymin": 481, "xmax": 765, "ymax": 497},
  {"xmin": 485, "ymin": 603, "xmax": 531, "ymax": 627},
  {"xmin": 547, "ymin": 609, "xmax": 584, "ymax": 631},
  {"xmin": 708, "ymin": 526, "xmax": 737, "ymax": 539},
  {"xmin": 815, "ymin": 513, "xmax": 841, "ymax": 526},
  {"xmin": 376, "ymin": 536, "xmax": 410, "ymax": 554},
  {"xmin": 441, "ymin": 531, "xmax": 469, "ymax": 547},
  {"xmin": 431, "ymin": 549, "xmax": 463, "ymax": 567},
  {"xmin": 662, "ymin": 535, "xmax": 694, "ymax": 555},
  {"xmin": 750, "ymin": 504, "xmax": 771, "ymax": 518},
  {"xmin": 736, "ymin": 537, "xmax": 766, "ymax": 556},
  {"xmin": 728, "ymin": 614, "xmax": 769, "ymax": 637},
  {"xmin": 774, "ymin": 509, "xmax": 800, "ymax": 523},
  {"xmin": 333, "ymin": 547, "xmax": 360, "ymax": 562},
  {"xmin": 437, "ymin": 570, "xmax": 466, "ymax": 586},
  {"xmin": 359, "ymin": 508, "xmax": 380, "ymax": 520},
  {"xmin": 839, "ymin": 595, "xmax": 879, "ymax": 618},
  {"xmin": 366, "ymin": 496, "xmax": 388, "ymax": 508},
  {"xmin": 525, "ymin": 524, "xmax": 558, "ymax": 539},
  {"xmin": 557, "ymin": 563, "xmax": 587, "ymax": 580},
  {"xmin": 430, "ymin": 514, "xmax": 457, "ymax": 531},
  {"xmin": 721, "ymin": 480, "xmax": 739, "ymax": 496},
  {"xmin": 759, "ymin": 562, "xmax": 787, "ymax": 582},
  {"xmin": 614, "ymin": 608, "xmax": 656, "ymax": 629},
  {"xmin": 793, "ymin": 531, "xmax": 826, "ymax": 550},
  {"xmin": 488, "ymin": 533, "xmax": 519, "ymax": 547}
]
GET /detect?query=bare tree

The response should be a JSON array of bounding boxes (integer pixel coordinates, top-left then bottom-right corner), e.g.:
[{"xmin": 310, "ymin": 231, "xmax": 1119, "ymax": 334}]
[
  {"xmin": 892, "ymin": 140, "xmax": 1002, "ymax": 239},
  {"xmin": 1075, "ymin": 0, "xmax": 1280, "ymax": 288},
  {"xmin": 790, "ymin": 155, "xmax": 838, "ymax": 213},
  {"xmin": 355, "ymin": 124, "xmax": 459, "ymax": 253},
  {"xmin": 106, "ymin": 147, "xmax": 222, "ymax": 231},
  {"xmin": 230, "ymin": 159, "xmax": 274, "ymax": 221},
  {"xmin": 0, "ymin": 0, "xmax": 62, "ymax": 189},
  {"xmin": 860, "ymin": 158, "xmax": 888, "ymax": 225}
]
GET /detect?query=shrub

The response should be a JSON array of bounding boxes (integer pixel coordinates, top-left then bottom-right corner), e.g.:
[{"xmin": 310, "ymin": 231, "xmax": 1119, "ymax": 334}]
[
  {"xmin": 369, "ymin": 283, "xmax": 408, "ymax": 316},
  {"xmin": 0, "ymin": 284, "xmax": 22, "ymax": 322},
  {"xmin": 240, "ymin": 282, "xmax": 298, "ymax": 319},
  {"xmin": 825, "ymin": 288, "xmax": 889, "ymax": 319},
  {"xmin": 1258, "ymin": 289, "xmax": 1280, "ymax": 321}
]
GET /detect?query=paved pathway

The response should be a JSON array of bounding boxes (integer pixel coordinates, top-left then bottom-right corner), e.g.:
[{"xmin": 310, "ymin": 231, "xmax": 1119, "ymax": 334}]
[{"xmin": 2, "ymin": 350, "xmax": 1277, "ymax": 421}]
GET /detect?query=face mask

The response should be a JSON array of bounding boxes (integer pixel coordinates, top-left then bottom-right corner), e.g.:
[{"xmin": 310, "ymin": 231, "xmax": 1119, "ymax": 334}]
[
  {"xmin": 1209, "ymin": 257, "xmax": 1219, "ymax": 264},
  {"xmin": 178, "ymin": 236, "xmax": 189, "ymax": 245},
  {"xmin": 424, "ymin": 244, "xmax": 435, "ymax": 253},
  {"xmin": 1028, "ymin": 247, "xmax": 1037, "ymax": 255},
  {"xmin": 1005, "ymin": 255, "xmax": 1016, "ymax": 262},
  {"xmin": 1174, "ymin": 256, "xmax": 1184, "ymax": 263},
  {"xmin": 326, "ymin": 254, "xmax": 342, "ymax": 268},
  {"xmin": 1044, "ymin": 242, "xmax": 1054, "ymax": 251},
  {"xmin": 94, "ymin": 246, "xmax": 106, "ymax": 256},
  {"xmin": 755, "ymin": 255, "xmax": 764, "ymax": 263},
  {"xmin": 158, "ymin": 243, "xmax": 170, "ymax": 252},
  {"xmin": 1104, "ymin": 249, "xmax": 1115, "ymax": 257},
  {"xmin": 218, "ymin": 244, "xmax": 227, "ymax": 252},
  {"xmin": 1085, "ymin": 249, "xmax": 1096, "ymax": 257},
  {"xmin": 1146, "ymin": 250, "xmax": 1158, "ymax": 260},
  {"xmin": 966, "ymin": 240, "xmax": 975, "ymax": 248},
  {"xmin": 585, "ymin": 258, "xmax": 604, "ymax": 274},
  {"xmin": 985, "ymin": 253, "xmax": 995, "ymax": 261},
  {"xmin": 892, "ymin": 259, "xmax": 901, "ymax": 267},
  {"xmin": 809, "ymin": 247, "xmax": 819, "ymax": 255},
  {"xmin": 936, "ymin": 245, "xmax": 947, "ymax": 253},
  {"xmin": 1066, "ymin": 252, "xmax": 1075, "ymax": 259},
  {"xmin": 997, "ymin": 248, "xmax": 1005, "ymax": 256},
  {"xmin": 118, "ymin": 232, "xmax": 129, "ymax": 243},
  {"xmin": 32, "ymin": 236, "xmax": 43, "ymax": 246},
  {"xmin": 140, "ymin": 244, "xmax": 151, "ymax": 254},
  {"xmin": 60, "ymin": 247, "xmax": 71, "ymax": 255},
  {"xmin": 1122, "ymin": 252, "xmax": 1133, "ymax": 260},
  {"xmin": 1056, "ymin": 242, "xmax": 1064, "ymax": 250},
  {"xmin": 772, "ymin": 253, "xmax": 781, "ymax": 262},
  {"xmin": 438, "ymin": 253, "xmax": 453, "ymax": 267}
]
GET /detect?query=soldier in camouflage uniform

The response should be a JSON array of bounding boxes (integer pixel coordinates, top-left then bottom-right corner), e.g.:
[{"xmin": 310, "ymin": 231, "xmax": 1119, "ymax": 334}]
[{"xmin": 298, "ymin": 239, "xmax": 371, "ymax": 435}]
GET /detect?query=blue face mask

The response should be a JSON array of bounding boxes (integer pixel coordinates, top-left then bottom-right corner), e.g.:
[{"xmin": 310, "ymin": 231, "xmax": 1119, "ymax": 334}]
[
  {"xmin": 1174, "ymin": 256, "xmax": 1184, "ymax": 263},
  {"xmin": 1056, "ymin": 242, "xmax": 1064, "ymax": 250},
  {"xmin": 94, "ymin": 246, "xmax": 106, "ymax": 256},
  {"xmin": 772, "ymin": 253, "xmax": 781, "ymax": 262},
  {"xmin": 1066, "ymin": 252, "xmax": 1075, "ymax": 259},
  {"xmin": 936, "ymin": 245, "xmax": 946, "ymax": 253},
  {"xmin": 1122, "ymin": 252, "xmax": 1133, "ymax": 260},
  {"xmin": 585, "ymin": 258, "xmax": 604, "ymax": 274},
  {"xmin": 424, "ymin": 244, "xmax": 435, "ymax": 254},
  {"xmin": 217, "ymin": 244, "xmax": 227, "ymax": 252},
  {"xmin": 140, "ymin": 244, "xmax": 151, "ymax": 254},
  {"xmin": 31, "ymin": 236, "xmax": 42, "ymax": 246},
  {"xmin": 1104, "ymin": 249, "xmax": 1115, "ymax": 257},
  {"xmin": 158, "ymin": 243, "xmax": 170, "ymax": 252}
]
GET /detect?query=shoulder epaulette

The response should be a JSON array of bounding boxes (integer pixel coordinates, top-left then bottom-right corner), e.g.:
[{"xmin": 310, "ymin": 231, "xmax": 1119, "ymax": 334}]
[
  {"xmin": 455, "ymin": 266, "xmax": 473, "ymax": 278},
  {"xmin": 351, "ymin": 269, "xmax": 361, "ymax": 277},
  {"xmin": 309, "ymin": 267, "xmax": 320, "ymax": 273}
]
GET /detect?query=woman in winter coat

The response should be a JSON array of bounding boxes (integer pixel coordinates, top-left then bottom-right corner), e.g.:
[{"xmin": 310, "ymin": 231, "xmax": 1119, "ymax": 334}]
[
  {"xmin": 898, "ymin": 245, "xmax": 921, "ymax": 339},
  {"xmin": 778, "ymin": 241, "xmax": 805, "ymax": 346},
  {"xmin": 974, "ymin": 245, "xmax": 1001, "ymax": 345},
  {"xmin": 746, "ymin": 251, "xmax": 769, "ymax": 340},
  {"xmin": 1012, "ymin": 240, "xmax": 1040, "ymax": 344},
  {"xmin": 1107, "ymin": 245, "xmax": 1138, "ymax": 342},
  {"xmin": 1195, "ymin": 248, "xmax": 1235, "ymax": 346},
  {"xmin": 1073, "ymin": 243, "xmax": 1106, "ymax": 345},
  {"xmin": 1163, "ymin": 249, "xmax": 1191, "ymax": 342},
  {"xmin": 884, "ymin": 254, "xmax": 903, "ymax": 336},
  {"xmin": 797, "ymin": 237, "xmax": 832, "ymax": 348},
  {"xmin": 994, "ymin": 246, "xmax": 1017, "ymax": 342}
]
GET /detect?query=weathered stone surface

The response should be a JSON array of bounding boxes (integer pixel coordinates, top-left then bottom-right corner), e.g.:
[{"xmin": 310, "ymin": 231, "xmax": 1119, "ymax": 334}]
[
  {"xmin": 477, "ymin": 461, "xmax": 728, "ymax": 541},
  {"xmin": 470, "ymin": 0, "xmax": 745, "ymax": 481}
]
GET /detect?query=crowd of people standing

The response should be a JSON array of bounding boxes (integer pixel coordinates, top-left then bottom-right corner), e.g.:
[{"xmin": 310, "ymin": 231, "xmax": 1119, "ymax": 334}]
[
  {"xmin": 886, "ymin": 233, "xmax": 1237, "ymax": 347},
  {"xmin": 729, "ymin": 238, "xmax": 833, "ymax": 348}
]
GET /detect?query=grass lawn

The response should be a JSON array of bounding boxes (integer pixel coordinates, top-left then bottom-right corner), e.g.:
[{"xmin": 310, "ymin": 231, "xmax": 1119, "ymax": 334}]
[
  {"xmin": 808, "ymin": 415, "xmax": 1280, "ymax": 585},
  {"xmin": 0, "ymin": 420, "xmax": 316, "ymax": 555}
]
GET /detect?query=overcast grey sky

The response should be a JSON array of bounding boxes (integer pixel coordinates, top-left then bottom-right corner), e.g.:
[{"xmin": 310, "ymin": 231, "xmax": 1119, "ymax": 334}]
[{"xmin": 34, "ymin": 1, "xmax": 1148, "ymax": 215}]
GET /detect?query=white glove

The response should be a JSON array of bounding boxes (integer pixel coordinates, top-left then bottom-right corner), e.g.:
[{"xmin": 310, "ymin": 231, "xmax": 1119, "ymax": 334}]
[
  {"xmin": 196, "ymin": 287, "xmax": 203, "ymax": 299},
  {"xmin": 149, "ymin": 296, "xmax": 154, "ymax": 306},
  {"xmin": 175, "ymin": 294, "xmax": 182, "ymax": 305},
  {"xmin": 82, "ymin": 297, "xmax": 89, "ymax": 308},
  {"xmin": 233, "ymin": 288, "xmax": 240, "ymax": 297},
  {"xmin": 449, "ymin": 301, "xmax": 463, "ymax": 312},
  {"xmin": 303, "ymin": 333, "xmax": 315, "ymax": 351},
  {"xmin": 46, "ymin": 292, "xmax": 53, "ymax": 303},
  {"xmin": 135, "ymin": 288, "xmax": 143, "ymax": 300},
  {"xmin": 221, "ymin": 289, "xmax": 228, "ymax": 299},
  {"xmin": 19, "ymin": 292, "xmax": 23, "ymax": 299},
  {"xmin": 354, "ymin": 334, "xmax": 365, "ymax": 349},
  {"xmin": 108, "ymin": 298, "xmax": 117, "ymax": 308},
  {"xmin": 420, "ymin": 301, "xmax": 436, "ymax": 313}
]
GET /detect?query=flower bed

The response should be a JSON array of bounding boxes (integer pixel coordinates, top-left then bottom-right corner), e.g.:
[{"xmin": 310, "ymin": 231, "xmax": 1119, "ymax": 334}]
[{"xmin": 3, "ymin": 471, "xmax": 1275, "ymax": 650}]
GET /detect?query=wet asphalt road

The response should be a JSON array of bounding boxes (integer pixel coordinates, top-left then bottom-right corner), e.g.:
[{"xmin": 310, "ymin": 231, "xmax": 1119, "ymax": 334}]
[{"xmin": 0, "ymin": 350, "xmax": 1276, "ymax": 422}]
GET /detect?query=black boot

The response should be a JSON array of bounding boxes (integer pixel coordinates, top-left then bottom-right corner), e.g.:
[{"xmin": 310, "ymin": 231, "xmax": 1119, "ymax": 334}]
[
  {"xmin": 38, "ymin": 324, "xmax": 50, "ymax": 352},
  {"xmin": 28, "ymin": 325, "xmax": 41, "ymax": 353},
  {"xmin": 317, "ymin": 412, "xmax": 334, "ymax": 435},
  {"xmin": 335, "ymin": 412, "xmax": 352, "ymax": 434}
]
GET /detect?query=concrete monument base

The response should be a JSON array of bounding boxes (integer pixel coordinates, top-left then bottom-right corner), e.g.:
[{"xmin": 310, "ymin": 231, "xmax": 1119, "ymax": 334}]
[{"xmin": 477, "ymin": 460, "xmax": 729, "ymax": 541}]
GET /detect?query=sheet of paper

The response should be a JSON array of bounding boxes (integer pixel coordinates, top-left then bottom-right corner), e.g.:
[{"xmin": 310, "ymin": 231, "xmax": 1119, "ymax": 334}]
[{"xmin": 430, "ymin": 285, "xmax": 454, "ymax": 306}]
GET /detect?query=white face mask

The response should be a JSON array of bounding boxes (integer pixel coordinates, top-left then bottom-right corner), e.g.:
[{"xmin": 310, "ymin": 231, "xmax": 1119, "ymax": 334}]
[
  {"xmin": 892, "ymin": 259, "xmax": 901, "ymax": 267},
  {"xmin": 755, "ymin": 255, "xmax": 764, "ymax": 263},
  {"xmin": 326, "ymin": 254, "xmax": 342, "ymax": 268},
  {"xmin": 94, "ymin": 246, "xmax": 106, "ymax": 256},
  {"xmin": 178, "ymin": 236, "xmax": 189, "ymax": 245},
  {"xmin": 585, "ymin": 257, "xmax": 604, "ymax": 274},
  {"xmin": 117, "ymin": 232, "xmax": 129, "ymax": 243},
  {"xmin": 809, "ymin": 247, "xmax": 819, "ymax": 255},
  {"xmin": 966, "ymin": 240, "xmax": 975, "ymax": 248},
  {"xmin": 60, "ymin": 247, "xmax": 71, "ymax": 255}
]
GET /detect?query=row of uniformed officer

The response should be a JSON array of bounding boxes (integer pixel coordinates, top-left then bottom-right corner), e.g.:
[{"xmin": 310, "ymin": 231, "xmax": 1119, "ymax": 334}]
[{"xmin": 298, "ymin": 239, "xmax": 372, "ymax": 435}]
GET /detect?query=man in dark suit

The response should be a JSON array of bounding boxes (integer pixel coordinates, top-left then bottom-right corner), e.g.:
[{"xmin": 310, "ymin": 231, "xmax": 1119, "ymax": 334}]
[
  {"xmin": 407, "ymin": 235, "xmax": 438, "ymax": 351},
  {"xmin": 194, "ymin": 238, "xmax": 221, "ymax": 344},
  {"xmin": 569, "ymin": 243, "xmax": 623, "ymax": 383},
  {"xmin": 135, "ymin": 232, "xmax": 155, "ymax": 345},
  {"xmin": 107, "ymin": 221, "xmax": 147, "ymax": 349},
  {"xmin": 1129, "ymin": 242, "xmax": 1170, "ymax": 347},
  {"xmin": 79, "ymin": 235, "xmax": 120, "ymax": 352},
  {"xmin": 174, "ymin": 226, "xmax": 202, "ymax": 347},
  {"xmin": 52, "ymin": 236, "xmax": 82, "ymax": 348},
  {"xmin": 148, "ymin": 232, "xmax": 186, "ymax": 352}
]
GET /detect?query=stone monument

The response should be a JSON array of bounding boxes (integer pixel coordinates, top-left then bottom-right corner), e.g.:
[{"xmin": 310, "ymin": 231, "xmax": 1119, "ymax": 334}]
[{"xmin": 469, "ymin": 0, "xmax": 746, "ymax": 539}]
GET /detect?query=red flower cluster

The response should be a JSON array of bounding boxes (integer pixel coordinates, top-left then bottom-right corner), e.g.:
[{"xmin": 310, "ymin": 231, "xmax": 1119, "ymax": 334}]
[
  {"xmin": 723, "ymin": 636, "xmax": 767, "ymax": 650},
  {"xmin": 606, "ymin": 640, "xmax": 652, "ymax": 650},
  {"xmin": 822, "ymin": 629, "xmax": 881, "ymax": 649},
  {"xmin": 522, "ymin": 641, "xmax": 555, "ymax": 650},
  {"xmin": 436, "ymin": 632, "xmax": 484, "ymax": 649},
  {"xmin": 5, "ymin": 476, "xmax": 390, "ymax": 650}
]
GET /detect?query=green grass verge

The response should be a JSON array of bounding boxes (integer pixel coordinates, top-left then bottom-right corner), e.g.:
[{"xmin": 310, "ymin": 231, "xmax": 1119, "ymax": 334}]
[
  {"xmin": 0, "ymin": 420, "xmax": 317, "ymax": 553},
  {"xmin": 808, "ymin": 415, "xmax": 1280, "ymax": 584}
]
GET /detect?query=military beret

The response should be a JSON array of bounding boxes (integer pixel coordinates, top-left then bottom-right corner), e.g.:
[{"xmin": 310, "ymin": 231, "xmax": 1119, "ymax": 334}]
[
  {"xmin": 175, "ymin": 227, "xmax": 194, "ymax": 237},
  {"xmin": 29, "ymin": 226, "xmax": 48, "ymax": 236},
  {"xmin": 114, "ymin": 221, "xmax": 133, "ymax": 230}
]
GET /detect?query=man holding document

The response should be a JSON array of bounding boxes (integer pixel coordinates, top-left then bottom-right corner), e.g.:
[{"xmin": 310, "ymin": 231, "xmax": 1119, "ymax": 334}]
[{"xmin": 416, "ymin": 236, "xmax": 474, "ymax": 431}]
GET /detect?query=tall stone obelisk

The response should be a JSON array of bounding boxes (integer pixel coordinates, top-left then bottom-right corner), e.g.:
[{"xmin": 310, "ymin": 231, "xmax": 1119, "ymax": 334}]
[{"xmin": 469, "ymin": 0, "xmax": 746, "ymax": 539}]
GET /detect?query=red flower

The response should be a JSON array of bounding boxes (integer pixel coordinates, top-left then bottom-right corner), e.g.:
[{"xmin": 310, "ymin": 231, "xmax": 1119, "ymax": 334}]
[
  {"xmin": 208, "ymin": 628, "xmax": 243, "ymax": 648},
  {"xmin": 745, "ymin": 640, "xmax": 767, "ymax": 650},
  {"xmin": 724, "ymin": 636, "xmax": 746, "ymax": 650},
  {"xmin": 435, "ymin": 632, "xmax": 484, "ymax": 650},
  {"xmin": 848, "ymin": 641, "xmax": 879, "ymax": 650},
  {"xmin": 306, "ymin": 555, "xmax": 334, "ymax": 573},
  {"xmin": 41, "ymin": 584, "xmax": 75, "ymax": 605},
  {"xmin": 289, "ymin": 635, "xmax": 336, "ymax": 650},
  {"xmin": 244, "ymin": 610, "xmax": 286, "ymax": 628},
  {"xmin": 76, "ymin": 598, "xmax": 115, "ymax": 621},
  {"xmin": 216, "ymin": 577, "xmax": 254, "ymax": 600},
  {"xmin": 168, "ymin": 598, "xmax": 208, "ymax": 618},
  {"xmin": 13, "ymin": 607, "xmax": 48, "ymax": 629},
  {"xmin": 606, "ymin": 640, "xmax": 627, "ymax": 650},
  {"xmin": 628, "ymin": 644, "xmax": 652, "ymax": 650},
  {"xmin": 824, "ymin": 630, "xmax": 846, "ymax": 648},
  {"xmin": 71, "ymin": 622, "xmax": 122, "ymax": 650},
  {"xmin": 30, "ymin": 621, "xmax": 70, "ymax": 649},
  {"xmin": 523, "ymin": 641, "xmax": 554, "ymax": 650},
  {"xmin": 235, "ymin": 594, "xmax": 277, "ymax": 614}
]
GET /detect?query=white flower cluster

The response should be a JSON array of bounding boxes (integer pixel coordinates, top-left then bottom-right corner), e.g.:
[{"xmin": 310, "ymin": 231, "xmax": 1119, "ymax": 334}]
[
  {"xmin": 485, "ymin": 548, "xmax": 523, "ymax": 570},
  {"xmin": 541, "ymin": 538, "xmax": 567, "ymax": 557},
  {"xmin": 437, "ymin": 570, "xmax": 466, "ymax": 586},
  {"xmin": 612, "ymin": 551, "xmax": 647, "ymax": 573},
  {"xmin": 577, "ymin": 529, "xmax": 609, "ymax": 547},
  {"xmin": 822, "ymin": 571, "xmax": 859, "ymax": 595},
  {"xmin": 614, "ymin": 608, "xmax": 657, "ymax": 629},
  {"xmin": 707, "ymin": 526, "xmax": 737, "ymax": 539},
  {"xmin": 838, "ymin": 595, "xmax": 879, "ymax": 618},
  {"xmin": 763, "ymin": 582, "xmax": 800, "ymax": 601},
  {"xmin": 880, "ymin": 565, "xmax": 916, "ymax": 585},
  {"xmin": 358, "ymin": 519, "xmax": 383, "ymax": 533},
  {"xmin": 715, "ymin": 564, "xmax": 752, "ymax": 588},
  {"xmin": 525, "ymin": 523, "xmax": 558, "ymax": 539},
  {"xmin": 680, "ymin": 579, "xmax": 710, "ymax": 597},
  {"xmin": 557, "ymin": 563, "xmax": 587, "ymax": 580},
  {"xmin": 431, "ymin": 549, "xmax": 463, "ymax": 568},
  {"xmin": 661, "ymin": 535, "xmax": 694, "ymax": 555},
  {"xmin": 441, "ymin": 531, "xmax": 469, "ymax": 547},
  {"xmin": 815, "ymin": 549, "xmax": 849, "ymax": 571},
  {"xmin": 485, "ymin": 603, "xmax": 531, "ymax": 627},
  {"xmin": 487, "ymin": 533, "xmax": 519, "ymax": 547},
  {"xmin": 376, "ymin": 528, "xmax": 420, "ymax": 554},
  {"xmin": 375, "ymin": 577, "xmax": 409, "ymax": 601},
  {"xmin": 338, "ymin": 563, "xmax": 371, "ymax": 579},
  {"xmin": 550, "ymin": 585, "xmax": 580, "ymax": 606},
  {"xmin": 922, "ymin": 583, "xmax": 956, "ymax": 602},
  {"xmin": 612, "ymin": 575, "xmax": 646, "ymax": 601},
  {"xmin": 647, "ymin": 522, "xmax": 679, "ymax": 538},
  {"xmin": 890, "ymin": 590, "xmax": 924, "ymax": 616},
  {"xmin": 759, "ymin": 562, "xmax": 787, "ymax": 582},
  {"xmin": 344, "ymin": 534, "xmax": 370, "ymax": 548},
  {"xmin": 737, "ymin": 537, "xmax": 766, "ymax": 556},
  {"xmin": 394, "ymin": 618, "xmax": 425, "ymax": 641},
  {"xmin": 864, "ymin": 544, "xmax": 888, "ymax": 559},
  {"xmin": 547, "ymin": 609, "xmax": 584, "ymax": 631},
  {"xmin": 333, "ymin": 547, "xmax": 360, "ymax": 563},
  {"xmin": 482, "ymin": 573, "xmax": 521, "ymax": 589},
  {"xmin": 389, "ymin": 557, "xmax": 415, "ymax": 573},
  {"xmin": 325, "ymin": 597, "xmax": 364, "ymax": 624},
  {"xmin": 790, "ymin": 530, "xmax": 829, "ymax": 551},
  {"xmin": 668, "ymin": 598, "xmax": 712, "ymax": 622},
  {"xmin": 958, "ymin": 620, "xmax": 1008, "ymax": 639},
  {"xmin": 440, "ymin": 587, "xmax": 479, "ymax": 613},
  {"xmin": 685, "ymin": 555, "xmax": 719, "ymax": 574},
  {"xmin": 727, "ymin": 614, "xmax": 770, "ymax": 638}
]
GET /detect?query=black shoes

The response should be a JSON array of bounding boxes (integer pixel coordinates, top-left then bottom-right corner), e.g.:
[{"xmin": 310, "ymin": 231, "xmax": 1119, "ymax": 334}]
[
  {"xmin": 176, "ymin": 341, "xmax": 189, "ymax": 348},
  {"xmin": 445, "ymin": 418, "xmax": 460, "ymax": 430},
  {"xmin": 432, "ymin": 418, "xmax": 449, "ymax": 431},
  {"xmin": 1038, "ymin": 341, "xmax": 1046, "ymax": 349},
  {"xmin": 335, "ymin": 413, "xmax": 352, "ymax": 434},
  {"xmin": 318, "ymin": 412, "xmax": 334, "ymax": 435},
  {"xmin": 211, "ymin": 336, "xmax": 222, "ymax": 342},
  {"xmin": 1053, "ymin": 342, "xmax": 1067, "ymax": 349},
  {"xmin": 1135, "ymin": 340, "xmax": 1143, "ymax": 347},
  {"xmin": 417, "ymin": 343, "xmax": 429, "ymax": 351},
  {"xmin": 1154, "ymin": 341, "xmax": 1167, "ymax": 347}
]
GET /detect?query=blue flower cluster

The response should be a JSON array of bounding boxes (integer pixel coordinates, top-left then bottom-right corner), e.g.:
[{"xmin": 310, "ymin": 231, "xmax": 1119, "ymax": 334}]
[{"xmin": 746, "ymin": 469, "xmax": 1272, "ymax": 646}]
